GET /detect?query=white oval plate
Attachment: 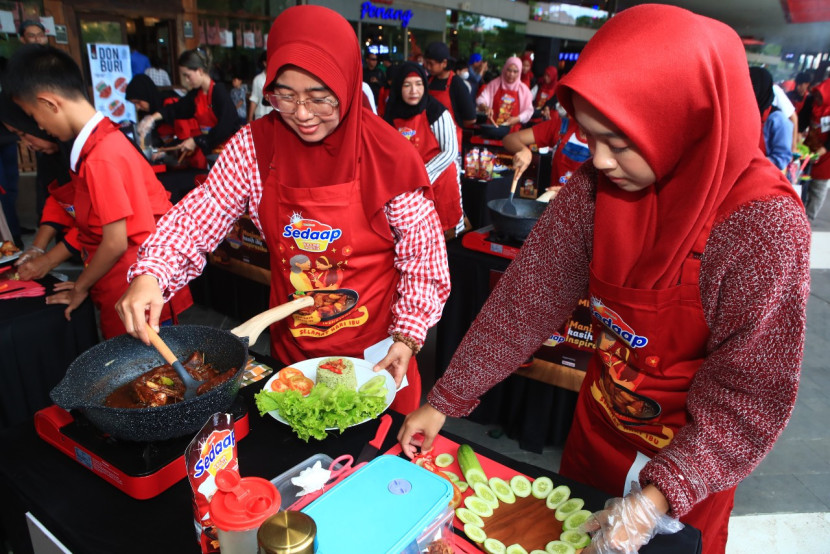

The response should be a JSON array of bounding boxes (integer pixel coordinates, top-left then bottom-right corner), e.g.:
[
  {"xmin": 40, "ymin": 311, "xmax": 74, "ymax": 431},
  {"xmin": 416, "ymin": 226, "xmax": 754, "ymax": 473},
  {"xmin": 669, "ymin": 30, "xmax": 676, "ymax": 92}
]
[{"xmin": 262, "ymin": 356, "xmax": 396, "ymax": 430}]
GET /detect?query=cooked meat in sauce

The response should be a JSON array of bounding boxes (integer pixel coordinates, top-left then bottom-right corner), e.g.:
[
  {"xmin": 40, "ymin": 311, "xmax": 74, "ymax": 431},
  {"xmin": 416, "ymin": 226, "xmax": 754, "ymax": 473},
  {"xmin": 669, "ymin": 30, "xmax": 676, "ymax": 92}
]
[{"xmin": 105, "ymin": 351, "xmax": 237, "ymax": 409}]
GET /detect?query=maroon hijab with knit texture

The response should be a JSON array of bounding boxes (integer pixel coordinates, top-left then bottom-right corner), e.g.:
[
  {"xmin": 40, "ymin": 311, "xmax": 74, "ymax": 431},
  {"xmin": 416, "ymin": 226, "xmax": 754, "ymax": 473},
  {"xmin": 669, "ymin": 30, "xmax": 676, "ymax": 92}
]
[
  {"xmin": 261, "ymin": 5, "xmax": 431, "ymax": 238},
  {"xmin": 557, "ymin": 4, "xmax": 799, "ymax": 290}
]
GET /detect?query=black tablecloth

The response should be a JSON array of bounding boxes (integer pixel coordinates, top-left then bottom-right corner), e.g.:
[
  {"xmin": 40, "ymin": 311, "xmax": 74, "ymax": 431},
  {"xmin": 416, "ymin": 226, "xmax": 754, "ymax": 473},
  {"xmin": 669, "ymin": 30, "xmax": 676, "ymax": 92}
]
[
  {"xmin": 461, "ymin": 173, "xmax": 514, "ymax": 231},
  {"xmin": 0, "ymin": 272, "xmax": 98, "ymax": 429},
  {"xmin": 0, "ymin": 368, "xmax": 700, "ymax": 554},
  {"xmin": 436, "ymin": 240, "xmax": 579, "ymax": 453}
]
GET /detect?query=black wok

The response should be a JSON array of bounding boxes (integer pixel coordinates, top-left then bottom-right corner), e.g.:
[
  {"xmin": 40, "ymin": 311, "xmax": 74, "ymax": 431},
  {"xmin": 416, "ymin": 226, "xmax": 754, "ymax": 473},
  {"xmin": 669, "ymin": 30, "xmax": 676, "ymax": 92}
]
[
  {"xmin": 50, "ymin": 296, "xmax": 314, "ymax": 442},
  {"xmin": 487, "ymin": 198, "xmax": 547, "ymax": 242},
  {"xmin": 477, "ymin": 123, "xmax": 511, "ymax": 140}
]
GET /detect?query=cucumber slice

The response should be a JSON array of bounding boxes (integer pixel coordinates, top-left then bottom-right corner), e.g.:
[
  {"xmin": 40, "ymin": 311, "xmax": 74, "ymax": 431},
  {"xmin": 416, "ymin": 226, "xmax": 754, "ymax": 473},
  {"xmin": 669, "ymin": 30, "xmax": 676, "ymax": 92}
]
[
  {"xmin": 510, "ymin": 475, "xmax": 532, "ymax": 498},
  {"xmin": 483, "ymin": 538, "xmax": 506, "ymax": 554},
  {"xmin": 464, "ymin": 495, "xmax": 493, "ymax": 518},
  {"xmin": 435, "ymin": 453, "xmax": 455, "ymax": 467},
  {"xmin": 473, "ymin": 482, "xmax": 500, "ymax": 509},
  {"xmin": 559, "ymin": 530, "xmax": 591, "ymax": 549},
  {"xmin": 544, "ymin": 540, "xmax": 576, "ymax": 554},
  {"xmin": 531, "ymin": 476, "xmax": 554, "ymax": 499},
  {"xmin": 442, "ymin": 470, "xmax": 460, "ymax": 482},
  {"xmin": 464, "ymin": 523, "xmax": 487, "ymax": 544},
  {"xmin": 506, "ymin": 544, "xmax": 529, "ymax": 554},
  {"xmin": 455, "ymin": 507, "xmax": 485, "ymax": 528},
  {"xmin": 530, "ymin": 551, "xmax": 549, "ymax": 554},
  {"xmin": 414, "ymin": 457, "xmax": 426, "ymax": 467},
  {"xmin": 555, "ymin": 498, "xmax": 585, "ymax": 521},
  {"xmin": 465, "ymin": 467, "xmax": 489, "ymax": 488},
  {"xmin": 545, "ymin": 485, "xmax": 571, "ymax": 510},
  {"xmin": 358, "ymin": 375, "xmax": 386, "ymax": 395},
  {"xmin": 456, "ymin": 481, "xmax": 469, "ymax": 493},
  {"xmin": 488, "ymin": 477, "xmax": 516, "ymax": 504},
  {"xmin": 562, "ymin": 509, "xmax": 592, "ymax": 531}
]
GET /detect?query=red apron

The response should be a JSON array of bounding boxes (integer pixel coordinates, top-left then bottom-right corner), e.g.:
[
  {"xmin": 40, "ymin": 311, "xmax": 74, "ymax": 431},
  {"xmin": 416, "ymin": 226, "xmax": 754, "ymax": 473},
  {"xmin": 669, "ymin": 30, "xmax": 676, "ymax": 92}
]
[
  {"xmin": 393, "ymin": 112, "xmax": 462, "ymax": 232},
  {"xmin": 428, "ymin": 71, "xmax": 464, "ymax": 150},
  {"xmin": 559, "ymin": 217, "xmax": 735, "ymax": 553},
  {"xmin": 492, "ymin": 87, "xmax": 520, "ymax": 132},
  {"xmin": 73, "ymin": 122, "xmax": 192, "ymax": 339},
  {"xmin": 181, "ymin": 83, "xmax": 219, "ymax": 170},
  {"xmin": 551, "ymin": 120, "xmax": 591, "ymax": 185},
  {"xmin": 256, "ymin": 143, "xmax": 421, "ymax": 413}
]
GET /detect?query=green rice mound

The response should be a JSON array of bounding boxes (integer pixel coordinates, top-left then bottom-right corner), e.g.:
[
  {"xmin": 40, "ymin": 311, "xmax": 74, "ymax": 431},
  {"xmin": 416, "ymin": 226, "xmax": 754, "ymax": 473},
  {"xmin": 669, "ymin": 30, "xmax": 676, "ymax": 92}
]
[{"xmin": 316, "ymin": 357, "xmax": 357, "ymax": 390}]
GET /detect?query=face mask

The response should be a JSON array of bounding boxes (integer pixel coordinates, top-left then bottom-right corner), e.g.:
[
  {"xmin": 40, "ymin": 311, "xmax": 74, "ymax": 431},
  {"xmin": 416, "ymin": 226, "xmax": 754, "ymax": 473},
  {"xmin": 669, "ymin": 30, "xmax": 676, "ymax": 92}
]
[{"xmin": 458, "ymin": 70, "xmax": 470, "ymax": 80}]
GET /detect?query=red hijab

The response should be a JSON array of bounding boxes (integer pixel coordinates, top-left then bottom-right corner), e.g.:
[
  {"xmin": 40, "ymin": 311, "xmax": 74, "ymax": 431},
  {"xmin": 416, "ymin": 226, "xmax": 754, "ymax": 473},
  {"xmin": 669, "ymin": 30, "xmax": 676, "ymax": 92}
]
[
  {"xmin": 557, "ymin": 4, "xmax": 799, "ymax": 290},
  {"xmin": 262, "ymin": 5, "xmax": 431, "ymax": 238},
  {"xmin": 520, "ymin": 53, "xmax": 533, "ymax": 88},
  {"xmin": 536, "ymin": 66, "xmax": 558, "ymax": 105}
]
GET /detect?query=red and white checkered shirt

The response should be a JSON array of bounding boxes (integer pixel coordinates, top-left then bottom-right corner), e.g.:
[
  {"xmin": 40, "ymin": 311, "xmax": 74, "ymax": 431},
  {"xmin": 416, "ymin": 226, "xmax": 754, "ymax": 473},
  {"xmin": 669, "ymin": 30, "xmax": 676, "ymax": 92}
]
[{"xmin": 129, "ymin": 125, "xmax": 450, "ymax": 346}]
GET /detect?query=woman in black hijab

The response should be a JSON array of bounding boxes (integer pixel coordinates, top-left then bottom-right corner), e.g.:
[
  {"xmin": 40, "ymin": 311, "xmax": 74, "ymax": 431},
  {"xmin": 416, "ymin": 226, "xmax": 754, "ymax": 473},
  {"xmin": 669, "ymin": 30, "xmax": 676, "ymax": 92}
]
[
  {"xmin": 383, "ymin": 61, "xmax": 463, "ymax": 236},
  {"xmin": 749, "ymin": 66, "xmax": 793, "ymax": 170}
]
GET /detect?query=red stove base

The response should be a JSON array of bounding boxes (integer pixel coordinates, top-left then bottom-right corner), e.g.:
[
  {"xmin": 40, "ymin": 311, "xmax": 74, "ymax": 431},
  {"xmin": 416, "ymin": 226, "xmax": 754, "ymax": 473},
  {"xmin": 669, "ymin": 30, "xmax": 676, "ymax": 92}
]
[
  {"xmin": 34, "ymin": 404, "xmax": 250, "ymax": 500},
  {"xmin": 461, "ymin": 226, "xmax": 523, "ymax": 259}
]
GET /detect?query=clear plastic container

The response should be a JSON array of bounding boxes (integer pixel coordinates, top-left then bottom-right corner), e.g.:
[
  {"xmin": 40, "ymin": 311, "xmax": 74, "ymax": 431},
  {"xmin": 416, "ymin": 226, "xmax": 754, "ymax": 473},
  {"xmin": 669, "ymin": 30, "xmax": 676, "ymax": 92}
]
[
  {"xmin": 270, "ymin": 454, "xmax": 343, "ymax": 511},
  {"xmin": 404, "ymin": 505, "xmax": 454, "ymax": 554}
]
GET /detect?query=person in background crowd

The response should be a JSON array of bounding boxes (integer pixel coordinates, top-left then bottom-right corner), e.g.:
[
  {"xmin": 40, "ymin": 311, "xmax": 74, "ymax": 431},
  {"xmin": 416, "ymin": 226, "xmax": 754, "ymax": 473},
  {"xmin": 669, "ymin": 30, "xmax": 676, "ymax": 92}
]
[
  {"xmin": 4, "ymin": 45, "xmax": 192, "ymax": 338},
  {"xmin": 0, "ymin": 56, "xmax": 23, "ymax": 249},
  {"xmin": 534, "ymin": 66, "xmax": 559, "ymax": 117},
  {"xmin": 789, "ymin": 71, "xmax": 814, "ymax": 136},
  {"xmin": 117, "ymin": 5, "xmax": 450, "ymax": 415},
  {"xmin": 750, "ymin": 66, "xmax": 794, "ymax": 171},
  {"xmin": 375, "ymin": 62, "xmax": 399, "ymax": 117},
  {"xmin": 230, "ymin": 74, "xmax": 249, "ymax": 126},
  {"xmin": 476, "ymin": 56, "xmax": 534, "ymax": 131},
  {"xmin": 128, "ymin": 37, "xmax": 151, "ymax": 78},
  {"xmin": 466, "ymin": 53, "xmax": 485, "ymax": 93},
  {"xmin": 399, "ymin": 6, "xmax": 809, "ymax": 554},
  {"xmin": 804, "ymin": 77, "xmax": 830, "ymax": 222},
  {"xmin": 769, "ymin": 76, "xmax": 800, "ymax": 153},
  {"xmin": 362, "ymin": 81, "xmax": 378, "ymax": 115},
  {"xmin": 453, "ymin": 60, "xmax": 473, "ymax": 99},
  {"xmin": 137, "ymin": 48, "xmax": 239, "ymax": 170},
  {"xmin": 505, "ymin": 101, "xmax": 591, "ymax": 188},
  {"xmin": 19, "ymin": 19, "xmax": 47, "ymax": 45},
  {"xmin": 379, "ymin": 54, "xmax": 393, "ymax": 76},
  {"xmin": 144, "ymin": 55, "xmax": 171, "ymax": 88},
  {"xmin": 423, "ymin": 41, "xmax": 476, "ymax": 147},
  {"xmin": 248, "ymin": 51, "xmax": 274, "ymax": 122},
  {"xmin": 126, "ymin": 74, "xmax": 200, "ymax": 159},
  {"xmin": 363, "ymin": 51, "xmax": 384, "ymax": 104},
  {"xmin": 384, "ymin": 61, "xmax": 463, "ymax": 238},
  {"xmin": 520, "ymin": 52, "xmax": 536, "ymax": 97}
]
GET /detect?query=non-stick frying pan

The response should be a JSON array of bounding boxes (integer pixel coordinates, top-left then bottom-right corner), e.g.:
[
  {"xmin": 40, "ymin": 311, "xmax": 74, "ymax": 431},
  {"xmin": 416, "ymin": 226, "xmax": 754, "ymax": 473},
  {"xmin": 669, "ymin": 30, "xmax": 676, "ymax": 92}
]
[
  {"xmin": 50, "ymin": 296, "xmax": 313, "ymax": 442},
  {"xmin": 487, "ymin": 198, "xmax": 547, "ymax": 242}
]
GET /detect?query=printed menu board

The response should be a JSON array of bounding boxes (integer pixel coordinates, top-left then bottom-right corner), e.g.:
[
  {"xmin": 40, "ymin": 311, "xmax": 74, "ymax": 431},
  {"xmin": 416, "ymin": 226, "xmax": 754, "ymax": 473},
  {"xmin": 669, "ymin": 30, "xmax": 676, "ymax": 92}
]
[{"xmin": 87, "ymin": 43, "xmax": 137, "ymax": 123}]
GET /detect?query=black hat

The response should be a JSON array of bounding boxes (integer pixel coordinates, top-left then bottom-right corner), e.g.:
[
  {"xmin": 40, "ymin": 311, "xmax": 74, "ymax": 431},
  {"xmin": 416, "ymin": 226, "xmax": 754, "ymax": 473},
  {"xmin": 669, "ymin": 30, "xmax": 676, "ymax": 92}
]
[
  {"xmin": 795, "ymin": 72, "xmax": 812, "ymax": 85},
  {"xmin": 19, "ymin": 19, "xmax": 45, "ymax": 36},
  {"xmin": 424, "ymin": 42, "xmax": 452, "ymax": 63}
]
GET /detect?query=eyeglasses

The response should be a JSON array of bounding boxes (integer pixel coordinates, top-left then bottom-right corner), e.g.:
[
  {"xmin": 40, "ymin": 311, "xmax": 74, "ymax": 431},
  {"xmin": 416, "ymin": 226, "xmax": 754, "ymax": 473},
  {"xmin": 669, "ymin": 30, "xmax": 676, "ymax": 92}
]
[{"xmin": 266, "ymin": 93, "xmax": 339, "ymax": 116}]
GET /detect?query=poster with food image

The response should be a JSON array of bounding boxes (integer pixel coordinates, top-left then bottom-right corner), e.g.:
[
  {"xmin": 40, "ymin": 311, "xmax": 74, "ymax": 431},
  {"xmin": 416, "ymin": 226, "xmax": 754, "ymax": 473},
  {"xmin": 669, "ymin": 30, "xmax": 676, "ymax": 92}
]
[{"xmin": 87, "ymin": 43, "xmax": 136, "ymax": 123}]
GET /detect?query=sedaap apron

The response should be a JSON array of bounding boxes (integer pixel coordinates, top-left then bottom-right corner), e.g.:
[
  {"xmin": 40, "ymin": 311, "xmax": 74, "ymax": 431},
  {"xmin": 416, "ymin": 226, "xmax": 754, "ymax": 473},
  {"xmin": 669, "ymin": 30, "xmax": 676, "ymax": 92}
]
[
  {"xmin": 256, "ymin": 139, "xmax": 422, "ymax": 413},
  {"xmin": 559, "ymin": 214, "xmax": 736, "ymax": 554},
  {"xmin": 491, "ymin": 87, "xmax": 521, "ymax": 133},
  {"xmin": 72, "ymin": 122, "xmax": 191, "ymax": 338},
  {"xmin": 393, "ymin": 112, "xmax": 462, "ymax": 232},
  {"xmin": 428, "ymin": 71, "xmax": 464, "ymax": 151}
]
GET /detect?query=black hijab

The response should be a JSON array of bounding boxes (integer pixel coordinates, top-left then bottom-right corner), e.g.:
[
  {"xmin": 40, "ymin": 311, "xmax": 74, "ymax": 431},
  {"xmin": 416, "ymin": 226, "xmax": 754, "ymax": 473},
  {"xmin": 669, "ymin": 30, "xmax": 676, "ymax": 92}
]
[
  {"xmin": 383, "ymin": 61, "xmax": 446, "ymax": 126},
  {"xmin": 0, "ymin": 92, "xmax": 52, "ymax": 141},
  {"xmin": 749, "ymin": 66, "xmax": 774, "ymax": 114},
  {"xmin": 125, "ymin": 74, "xmax": 164, "ymax": 115}
]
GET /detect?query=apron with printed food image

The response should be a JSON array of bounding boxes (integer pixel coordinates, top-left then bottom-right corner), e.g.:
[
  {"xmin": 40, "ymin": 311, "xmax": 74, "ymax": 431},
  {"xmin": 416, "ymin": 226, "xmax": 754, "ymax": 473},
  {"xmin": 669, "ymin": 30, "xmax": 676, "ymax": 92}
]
[
  {"xmin": 558, "ymin": 219, "xmax": 737, "ymax": 553},
  {"xmin": 427, "ymin": 71, "xmax": 463, "ymax": 150},
  {"xmin": 492, "ymin": 88, "xmax": 520, "ymax": 132},
  {"xmin": 258, "ymin": 146, "xmax": 422, "ymax": 412}
]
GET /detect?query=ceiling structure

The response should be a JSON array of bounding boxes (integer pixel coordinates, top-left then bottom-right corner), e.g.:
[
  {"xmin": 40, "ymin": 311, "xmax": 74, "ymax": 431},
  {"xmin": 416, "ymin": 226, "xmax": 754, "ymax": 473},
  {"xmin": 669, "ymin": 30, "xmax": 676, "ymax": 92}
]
[{"xmin": 616, "ymin": 0, "xmax": 830, "ymax": 54}]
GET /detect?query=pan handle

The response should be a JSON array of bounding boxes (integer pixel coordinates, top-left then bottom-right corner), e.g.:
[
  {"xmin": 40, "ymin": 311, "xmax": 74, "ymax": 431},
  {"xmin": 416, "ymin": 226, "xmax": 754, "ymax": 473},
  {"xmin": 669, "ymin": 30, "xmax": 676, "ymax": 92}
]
[{"xmin": 230, "ymin": 295, "xmax": 315, "ymax": 343}]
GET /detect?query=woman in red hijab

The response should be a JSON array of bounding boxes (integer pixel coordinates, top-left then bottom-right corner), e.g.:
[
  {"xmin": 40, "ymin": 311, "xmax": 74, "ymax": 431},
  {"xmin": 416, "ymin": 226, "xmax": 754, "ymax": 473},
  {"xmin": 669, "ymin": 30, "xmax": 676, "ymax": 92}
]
[
  {"xmin": 534, "ymin": 66, "xmax": 559, "ymax": 115},
  {"xmin": 399, "ymin": 5, "xmax": 809, "ymax": 553},
  {"xmin": 804, "ymin": 78, "xmax": 830, "ymax": 222},
  {"xmin": 117, "ymin": 5, "xmax": 450, "ymax": 414}
]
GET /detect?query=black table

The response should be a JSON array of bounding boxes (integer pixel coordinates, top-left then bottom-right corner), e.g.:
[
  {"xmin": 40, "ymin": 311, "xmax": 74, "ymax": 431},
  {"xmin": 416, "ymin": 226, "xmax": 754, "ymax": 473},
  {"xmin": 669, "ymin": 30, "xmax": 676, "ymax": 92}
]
[
  {"xmin": 436, "ymin": 239, "xmax": 579, "ymax": 453},
  {"xmin": 0, "ymin": 374, "xmax": 700, "ymax": 554},
  {"xmin": 157, "ymin": 167, "xmax": 209, "ymax": 204},
  {"xmin": 0, "ymin": 270, "xmax": 98, "ymax": 429}
]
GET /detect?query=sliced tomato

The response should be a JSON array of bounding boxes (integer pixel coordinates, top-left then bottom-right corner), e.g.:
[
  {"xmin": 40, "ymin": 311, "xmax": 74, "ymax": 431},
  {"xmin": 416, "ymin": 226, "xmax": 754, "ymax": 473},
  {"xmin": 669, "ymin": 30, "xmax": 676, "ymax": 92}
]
[
  {"xmin": 270, "ymin": 379, "xmax": 290, "ymax": 392},
  {"xmin": 289, "ymin": 376, "xmax": 314, "ymax": 396},
  {"xmin": 278, "ymin": 367, "xmax": 304, "ymax": 383}
]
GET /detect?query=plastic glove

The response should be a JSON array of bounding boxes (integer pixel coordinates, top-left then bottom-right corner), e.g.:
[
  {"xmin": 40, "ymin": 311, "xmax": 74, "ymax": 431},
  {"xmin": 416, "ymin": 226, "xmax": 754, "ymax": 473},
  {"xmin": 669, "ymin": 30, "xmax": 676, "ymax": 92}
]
[
  {"xmin": 136, "ymin": 115, "xmax": 158, "ymax": 140},
  {"xmin": 15, "ymin": 246, "xmax": 44, "ymax": 266},
  {"xmin": 581, "ymin": 483, "xmax": 684, "ymax": 554}
]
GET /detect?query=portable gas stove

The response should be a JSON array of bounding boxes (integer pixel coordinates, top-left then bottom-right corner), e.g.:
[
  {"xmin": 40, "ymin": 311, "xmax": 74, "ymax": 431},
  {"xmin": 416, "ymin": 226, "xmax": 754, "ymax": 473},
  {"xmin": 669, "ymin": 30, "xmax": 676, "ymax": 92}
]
[
  {"xmin": 34, "ymin": 396, "xmax": 249, "ymax": 500},
  {"xmin": 461, "ymin": 225, "xmax": 524, "ymax": 259}
]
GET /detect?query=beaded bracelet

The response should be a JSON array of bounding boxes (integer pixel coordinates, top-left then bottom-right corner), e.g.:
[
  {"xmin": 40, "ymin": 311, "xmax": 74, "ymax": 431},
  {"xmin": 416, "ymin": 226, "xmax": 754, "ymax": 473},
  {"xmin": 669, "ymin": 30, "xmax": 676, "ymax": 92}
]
[{"xmin": 392, "ymin": 332, "xmax": 421, "ymax": 354}]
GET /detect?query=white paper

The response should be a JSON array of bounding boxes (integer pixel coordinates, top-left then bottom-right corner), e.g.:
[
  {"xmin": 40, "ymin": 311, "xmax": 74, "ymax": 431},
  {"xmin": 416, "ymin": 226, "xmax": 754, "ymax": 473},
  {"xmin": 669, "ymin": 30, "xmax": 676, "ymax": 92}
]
[
  {"xmin": 363, "ymin": 336, "xmax": 409, "ymax": 390},
  {"xmin": 40, "ymin": 16, "xmax": 55, "ymax": 36},
  {"xmin": 0, "ymin": 11, "xmax": 15, "ymax": 34}
]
